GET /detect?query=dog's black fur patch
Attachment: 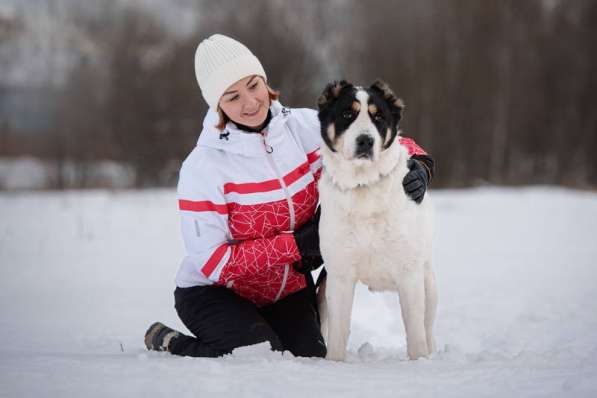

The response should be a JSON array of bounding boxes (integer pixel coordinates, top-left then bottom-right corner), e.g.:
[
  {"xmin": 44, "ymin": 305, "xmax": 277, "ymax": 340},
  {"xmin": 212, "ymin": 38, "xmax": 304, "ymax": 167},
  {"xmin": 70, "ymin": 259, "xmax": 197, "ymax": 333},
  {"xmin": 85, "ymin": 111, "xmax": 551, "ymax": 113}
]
[
  {"xmin": 368, "ymin": 80, "xmax": 404, "ymax": 150},
  {"xmin": 317, "ymin": 80, "xmax": 356, "ymax": 152}
]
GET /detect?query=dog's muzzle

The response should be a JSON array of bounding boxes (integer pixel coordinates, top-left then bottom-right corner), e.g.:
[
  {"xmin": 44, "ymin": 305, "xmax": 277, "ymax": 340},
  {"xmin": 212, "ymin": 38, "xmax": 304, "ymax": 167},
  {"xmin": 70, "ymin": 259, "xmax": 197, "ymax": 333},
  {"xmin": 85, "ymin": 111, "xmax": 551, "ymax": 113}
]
[{"xmin": 355, "ymin": 134, "xmax": 374, "ymax": 159}]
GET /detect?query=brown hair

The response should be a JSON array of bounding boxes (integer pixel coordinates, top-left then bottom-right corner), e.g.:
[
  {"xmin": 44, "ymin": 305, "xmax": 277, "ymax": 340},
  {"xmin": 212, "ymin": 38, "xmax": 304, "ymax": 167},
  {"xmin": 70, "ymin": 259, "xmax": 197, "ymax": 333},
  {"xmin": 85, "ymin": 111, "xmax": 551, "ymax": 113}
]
[{"xmin": 215, "ymin": 84, "xmax": 280, "ymax": 130}]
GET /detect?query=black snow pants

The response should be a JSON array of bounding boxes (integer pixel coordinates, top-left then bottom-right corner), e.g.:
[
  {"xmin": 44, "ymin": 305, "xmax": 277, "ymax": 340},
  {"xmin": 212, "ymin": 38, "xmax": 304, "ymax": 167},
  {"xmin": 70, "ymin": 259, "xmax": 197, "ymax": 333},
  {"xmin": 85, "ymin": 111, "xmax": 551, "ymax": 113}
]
[{"xmin": 169, "ymin": 276, "xmax": 326, "ymax": 358}]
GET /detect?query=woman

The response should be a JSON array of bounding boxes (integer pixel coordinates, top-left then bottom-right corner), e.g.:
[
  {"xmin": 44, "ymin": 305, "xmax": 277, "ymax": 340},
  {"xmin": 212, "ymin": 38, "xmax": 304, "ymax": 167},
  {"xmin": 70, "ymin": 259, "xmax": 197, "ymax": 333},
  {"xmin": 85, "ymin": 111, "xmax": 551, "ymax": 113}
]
[{"xmin": 144, "ymin": 34, "xmax": 435, "ymax": 358}]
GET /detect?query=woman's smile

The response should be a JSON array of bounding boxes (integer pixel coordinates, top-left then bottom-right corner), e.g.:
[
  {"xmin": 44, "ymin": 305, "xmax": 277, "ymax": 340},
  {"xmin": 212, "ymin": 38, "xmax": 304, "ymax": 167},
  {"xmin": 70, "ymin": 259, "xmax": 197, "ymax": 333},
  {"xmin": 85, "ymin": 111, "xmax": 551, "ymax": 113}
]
[{"xmin": 243, "ymin": 106, "xmax": 261, "ymax": 117}]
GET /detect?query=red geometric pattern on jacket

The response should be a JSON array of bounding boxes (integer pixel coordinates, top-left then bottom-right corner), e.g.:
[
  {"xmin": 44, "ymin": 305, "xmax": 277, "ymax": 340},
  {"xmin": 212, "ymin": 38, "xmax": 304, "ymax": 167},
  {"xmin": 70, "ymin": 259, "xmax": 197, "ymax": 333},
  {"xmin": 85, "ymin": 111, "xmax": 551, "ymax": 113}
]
[
  {"xmin": 399, "ymin": 136, "xmax": 427, "ymax": 156},
  {"xmin": 219, "ymin": 233, "xmax": 304, "ymax": 306},
  {"xmin": 227, "ymin": 180, "xmax": 318, "ymax": 239},
  {"xmin": 218, "ymin": 180, "xmax": 319, "ymax": 305}
]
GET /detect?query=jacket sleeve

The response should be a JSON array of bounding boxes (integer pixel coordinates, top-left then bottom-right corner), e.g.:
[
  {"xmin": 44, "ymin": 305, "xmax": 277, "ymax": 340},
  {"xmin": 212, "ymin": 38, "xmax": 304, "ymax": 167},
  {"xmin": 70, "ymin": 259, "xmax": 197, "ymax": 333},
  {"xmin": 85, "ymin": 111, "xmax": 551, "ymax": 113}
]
[
  {"xmin": 178, "ymin": 159, "xmax": 301, "ymax": 285},
  {"xmin": 399, "ymin": 136, "xmax": 436, "ymax": 182},
  {"xmin": 291, "ymin": 108, "xmax": 322, "ymax": 149}
]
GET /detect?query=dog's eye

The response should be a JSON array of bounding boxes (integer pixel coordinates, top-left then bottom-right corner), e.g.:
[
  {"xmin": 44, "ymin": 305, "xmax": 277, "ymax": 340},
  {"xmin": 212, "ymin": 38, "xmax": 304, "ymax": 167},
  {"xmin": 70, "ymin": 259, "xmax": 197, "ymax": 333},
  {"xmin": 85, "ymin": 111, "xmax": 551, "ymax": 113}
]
[
  {"xmin": 342, "ymin": 110, "xmax": 354, "ymax": 119},
  {"xmin": 374, "ymin": 113, "xmax": 384, "ymax": 121}
]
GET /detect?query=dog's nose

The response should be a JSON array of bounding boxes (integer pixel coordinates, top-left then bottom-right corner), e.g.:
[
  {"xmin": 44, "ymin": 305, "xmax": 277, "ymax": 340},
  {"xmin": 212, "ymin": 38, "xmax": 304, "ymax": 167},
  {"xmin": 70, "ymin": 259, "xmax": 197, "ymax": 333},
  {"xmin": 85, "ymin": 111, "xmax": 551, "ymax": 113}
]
[{"xmin": 355, "ymin": 134, "xmax": 374, "ymax": 156}]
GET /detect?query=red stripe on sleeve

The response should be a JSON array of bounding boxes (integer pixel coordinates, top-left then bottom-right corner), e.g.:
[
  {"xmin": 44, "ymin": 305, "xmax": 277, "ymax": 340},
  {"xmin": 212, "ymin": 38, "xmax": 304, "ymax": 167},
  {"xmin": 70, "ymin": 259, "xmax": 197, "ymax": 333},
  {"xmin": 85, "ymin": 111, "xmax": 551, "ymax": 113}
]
[
  {"xmin": 224, "ymin": 179, "xmax": 281, "ymax": 194},
  {"xmin": 179, "ymin": 199, "xmax": 228, "ymax": 215},
  {"xmin": 283, "ymin": 162, "xmax": 311, "ymax": 187},
  {"xmin": 307, "ymin": 149, "xmax": 320, "ymax": 164},
  {"xmin": 201, "ymin": 243, "xmax": 229, "ymax": 277},
  {"xmin": 224, "ymin": 160, "xmax": 314, "ymax": 195}
]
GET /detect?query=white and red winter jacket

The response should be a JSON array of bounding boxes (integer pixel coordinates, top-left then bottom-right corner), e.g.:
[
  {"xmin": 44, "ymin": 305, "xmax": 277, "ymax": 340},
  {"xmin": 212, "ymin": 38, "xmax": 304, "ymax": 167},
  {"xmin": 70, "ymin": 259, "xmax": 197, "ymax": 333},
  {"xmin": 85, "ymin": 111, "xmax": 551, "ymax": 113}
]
[{"xmin": 175, "ymin": 101, "xmax": 427, "ymax": 306}]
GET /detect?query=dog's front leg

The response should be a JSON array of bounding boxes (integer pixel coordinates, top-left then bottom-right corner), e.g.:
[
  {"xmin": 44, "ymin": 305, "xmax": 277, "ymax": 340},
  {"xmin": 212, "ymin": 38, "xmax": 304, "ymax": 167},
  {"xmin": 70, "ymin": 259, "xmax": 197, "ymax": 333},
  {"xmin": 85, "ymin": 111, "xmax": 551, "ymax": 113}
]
[
  {"xmin": 424, "ymin": 261, "xmax": 438, "ymax": 354},
  {"xmin": 324, "ymin": 274, "xmax": 356, "ymax": 361},
  {"xmin": 397, "ymin": 269, "xmax": 429, "ymax": 359}
]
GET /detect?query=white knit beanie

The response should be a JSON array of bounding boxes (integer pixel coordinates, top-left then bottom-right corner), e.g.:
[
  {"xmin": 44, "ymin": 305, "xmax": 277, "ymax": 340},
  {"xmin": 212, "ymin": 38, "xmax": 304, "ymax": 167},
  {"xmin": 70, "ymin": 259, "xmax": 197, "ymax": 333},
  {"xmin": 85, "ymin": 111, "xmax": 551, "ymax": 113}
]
[{"xmin": 194, "ymin": 34, "xmax": 267, "ymax": 110}]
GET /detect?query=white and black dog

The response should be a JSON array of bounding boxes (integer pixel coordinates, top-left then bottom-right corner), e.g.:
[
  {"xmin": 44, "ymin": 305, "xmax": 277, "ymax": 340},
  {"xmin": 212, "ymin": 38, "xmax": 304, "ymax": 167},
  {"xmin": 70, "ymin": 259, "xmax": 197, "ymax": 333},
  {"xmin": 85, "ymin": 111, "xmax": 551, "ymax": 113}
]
[{"xmin": 316, "ymin": 80, "xmax": 437, "ymax": 361}]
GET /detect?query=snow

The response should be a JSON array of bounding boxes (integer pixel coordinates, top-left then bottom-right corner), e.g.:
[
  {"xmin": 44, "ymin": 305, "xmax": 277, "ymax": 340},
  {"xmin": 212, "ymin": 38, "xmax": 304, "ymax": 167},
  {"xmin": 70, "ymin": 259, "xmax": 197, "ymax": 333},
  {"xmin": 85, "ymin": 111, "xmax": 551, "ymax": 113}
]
[
  {"xmin": 0, "ymin": 157, "xmax": 49, "ymax": 190},
  {"xmin": 1, "ymin": 187, "xmax": 596, "ymax": 397},
  {"xmin": 0, "ymin": 157, "xmax": 136, "ymax": 190}
]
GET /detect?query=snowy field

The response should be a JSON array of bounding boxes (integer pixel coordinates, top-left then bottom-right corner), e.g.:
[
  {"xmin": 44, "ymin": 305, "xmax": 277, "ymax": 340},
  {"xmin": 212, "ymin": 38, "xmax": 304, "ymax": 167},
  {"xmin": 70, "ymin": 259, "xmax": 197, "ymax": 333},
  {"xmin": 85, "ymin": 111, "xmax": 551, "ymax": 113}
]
[{"xmin": 1, "ymin": 187, "xmax": 596, "ymax": 397}]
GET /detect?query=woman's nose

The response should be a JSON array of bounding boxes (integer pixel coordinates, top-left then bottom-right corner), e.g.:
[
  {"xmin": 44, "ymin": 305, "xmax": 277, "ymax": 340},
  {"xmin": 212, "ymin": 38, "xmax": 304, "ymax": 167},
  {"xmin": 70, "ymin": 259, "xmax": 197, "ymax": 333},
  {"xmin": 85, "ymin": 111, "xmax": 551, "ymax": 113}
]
[{"xmin": 244, "ymin": 95, "xmax": 259, "ymax": 109}]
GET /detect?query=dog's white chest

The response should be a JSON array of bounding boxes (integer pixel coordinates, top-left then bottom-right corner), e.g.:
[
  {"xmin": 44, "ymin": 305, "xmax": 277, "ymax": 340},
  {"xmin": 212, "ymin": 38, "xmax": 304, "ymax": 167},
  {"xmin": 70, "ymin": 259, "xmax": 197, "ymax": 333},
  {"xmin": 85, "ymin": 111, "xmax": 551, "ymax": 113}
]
[
  {"xmin": 345, "ymin": 207, "xmax": 419, "ymax": 291},
  {"xmin": 319, "ymin": 170, "xmax": 432, "ymax": 293}
]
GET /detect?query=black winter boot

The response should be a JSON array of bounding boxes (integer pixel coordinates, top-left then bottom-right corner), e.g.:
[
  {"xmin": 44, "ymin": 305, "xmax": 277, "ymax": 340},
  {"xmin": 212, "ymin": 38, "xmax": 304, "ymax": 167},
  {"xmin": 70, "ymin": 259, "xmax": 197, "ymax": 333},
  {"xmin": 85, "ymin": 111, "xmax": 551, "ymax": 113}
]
[{"xmin": 144, "ymin": 322, "xmax": 181, "ymax": 352}]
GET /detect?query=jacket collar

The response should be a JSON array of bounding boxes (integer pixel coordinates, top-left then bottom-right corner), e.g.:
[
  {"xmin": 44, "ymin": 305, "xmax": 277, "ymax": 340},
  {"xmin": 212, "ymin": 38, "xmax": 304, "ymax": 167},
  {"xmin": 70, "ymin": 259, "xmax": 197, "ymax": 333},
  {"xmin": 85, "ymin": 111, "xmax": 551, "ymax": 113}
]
[{"xmin": 197, "ymin": 101, "xmax": 291, "ymax": 157}]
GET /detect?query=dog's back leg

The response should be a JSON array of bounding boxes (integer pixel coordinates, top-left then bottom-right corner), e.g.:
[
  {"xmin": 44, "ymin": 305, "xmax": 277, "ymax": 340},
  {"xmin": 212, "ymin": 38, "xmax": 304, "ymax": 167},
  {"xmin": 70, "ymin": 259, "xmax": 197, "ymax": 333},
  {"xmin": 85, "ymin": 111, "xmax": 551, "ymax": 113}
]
[
  {"xmin": 424, "ymin": 260, "xmax": 438, "ymax": 354},
  {"xmin": 325, "ymin": 274, "xmax": 356, "ymax": 361},
  {"xmin": 397, "ymin": 268, "xmax": 429, "ymax": 359}
]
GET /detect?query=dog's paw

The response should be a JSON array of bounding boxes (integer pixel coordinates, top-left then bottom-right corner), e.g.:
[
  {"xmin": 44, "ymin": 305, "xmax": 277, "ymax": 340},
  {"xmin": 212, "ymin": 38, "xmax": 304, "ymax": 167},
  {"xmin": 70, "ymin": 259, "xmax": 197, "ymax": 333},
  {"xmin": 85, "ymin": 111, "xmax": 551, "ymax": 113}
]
[
  {"xmin": 407, "ymin": 347, "xmax": 430, "ymax": 360},
  {"xmin": 325, "ymin": 350, "xmax": 347, "ymax": 362}
]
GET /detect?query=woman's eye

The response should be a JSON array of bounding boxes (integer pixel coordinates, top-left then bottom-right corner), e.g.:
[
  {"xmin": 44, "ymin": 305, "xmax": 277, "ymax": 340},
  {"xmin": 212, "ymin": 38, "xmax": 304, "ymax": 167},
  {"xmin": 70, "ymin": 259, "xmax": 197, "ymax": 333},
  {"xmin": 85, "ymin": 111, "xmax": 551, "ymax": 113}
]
[
  {"xmin": 342, "ymin": 110, "xmax": 353, "ymax": 119},
  {"xmin": 249, "ymin": 82, "xmax": 258, "ymax": 90},
  {"xmin": 227, "ymin": 95, "xmax": 239, "ymax": 102}
]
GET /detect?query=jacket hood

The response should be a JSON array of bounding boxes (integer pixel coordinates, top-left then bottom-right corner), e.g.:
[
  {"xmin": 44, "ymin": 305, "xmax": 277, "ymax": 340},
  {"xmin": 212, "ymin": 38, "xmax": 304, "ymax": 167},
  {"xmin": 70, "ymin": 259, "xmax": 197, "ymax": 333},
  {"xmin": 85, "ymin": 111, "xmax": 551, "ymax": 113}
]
[{"xmin": 197, "ymin": 101, "xmax": 291, "ymax": 157}]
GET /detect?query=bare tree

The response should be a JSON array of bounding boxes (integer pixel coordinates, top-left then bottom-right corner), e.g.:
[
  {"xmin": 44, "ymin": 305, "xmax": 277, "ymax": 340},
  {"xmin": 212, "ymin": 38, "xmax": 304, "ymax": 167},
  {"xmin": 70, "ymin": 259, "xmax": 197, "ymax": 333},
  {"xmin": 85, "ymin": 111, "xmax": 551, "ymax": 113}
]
[{"xmin": 6, "ymin": 0, "xmax": 596, "ymax": 189}]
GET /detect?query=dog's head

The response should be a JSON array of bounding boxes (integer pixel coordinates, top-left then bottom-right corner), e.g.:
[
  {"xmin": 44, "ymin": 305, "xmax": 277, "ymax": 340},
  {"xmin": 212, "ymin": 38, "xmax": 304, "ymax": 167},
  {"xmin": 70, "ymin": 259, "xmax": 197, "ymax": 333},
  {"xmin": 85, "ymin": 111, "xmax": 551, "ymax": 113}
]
[{"xmin": 317, "ymin": 79, "xmax": 404, "ymax": 164}]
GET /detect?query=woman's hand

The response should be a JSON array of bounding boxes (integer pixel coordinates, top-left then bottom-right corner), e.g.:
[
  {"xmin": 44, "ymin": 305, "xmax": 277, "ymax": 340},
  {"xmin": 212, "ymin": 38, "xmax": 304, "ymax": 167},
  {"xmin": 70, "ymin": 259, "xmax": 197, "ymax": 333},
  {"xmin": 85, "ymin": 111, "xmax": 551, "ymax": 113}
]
[
  {"xmin": 293, "ymin": 256, "xmax": 324, "ymax": 275},
  {"xmin": 403, "ymin": 158, "xmax": 429, "ymax": 204},
  {"xmin": 292, "ymin": 207, "xmax": 323, "ymax": 273}
]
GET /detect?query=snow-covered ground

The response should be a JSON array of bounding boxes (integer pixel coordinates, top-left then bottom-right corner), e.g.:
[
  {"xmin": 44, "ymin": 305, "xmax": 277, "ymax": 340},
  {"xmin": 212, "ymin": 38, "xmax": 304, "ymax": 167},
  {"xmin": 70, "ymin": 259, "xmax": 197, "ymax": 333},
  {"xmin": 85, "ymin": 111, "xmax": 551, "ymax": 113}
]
[{"xmin": 1, "ymin": 187, "xmax": 596, "ymax": 397}]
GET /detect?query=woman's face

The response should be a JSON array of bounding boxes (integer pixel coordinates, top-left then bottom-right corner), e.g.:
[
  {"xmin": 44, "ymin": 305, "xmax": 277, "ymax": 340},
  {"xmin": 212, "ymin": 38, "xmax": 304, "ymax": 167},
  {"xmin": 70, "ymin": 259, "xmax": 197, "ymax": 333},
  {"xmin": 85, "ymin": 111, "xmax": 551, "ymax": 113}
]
[{"xmin": 218, "ymin": 75, "xmax": 270, "ymax": 128}]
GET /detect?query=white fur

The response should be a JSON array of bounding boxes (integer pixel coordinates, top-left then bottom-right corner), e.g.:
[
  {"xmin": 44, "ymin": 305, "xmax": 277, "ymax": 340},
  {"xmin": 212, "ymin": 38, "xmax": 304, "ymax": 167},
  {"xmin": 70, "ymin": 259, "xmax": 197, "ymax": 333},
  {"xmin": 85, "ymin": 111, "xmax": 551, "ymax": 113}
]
[{"xmin": 318, "ymin": 91, "xmax": 437, "ymax": 361}]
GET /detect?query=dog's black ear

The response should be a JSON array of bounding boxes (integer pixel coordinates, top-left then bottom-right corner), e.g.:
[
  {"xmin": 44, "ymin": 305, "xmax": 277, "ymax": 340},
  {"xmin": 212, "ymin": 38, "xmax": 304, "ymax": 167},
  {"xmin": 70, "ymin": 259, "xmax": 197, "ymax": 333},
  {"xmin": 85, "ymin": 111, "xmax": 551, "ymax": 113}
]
[
  {"xmin": 370, "ymin": 79, "xmax": 405, "ymax": 123},
  {"xmin": 370, "ymin": 79, "xmax": 405, "ymax": 150},
  {"xmin": 317, "ymin": 80, "xmax": 353, "ymax": 111}
]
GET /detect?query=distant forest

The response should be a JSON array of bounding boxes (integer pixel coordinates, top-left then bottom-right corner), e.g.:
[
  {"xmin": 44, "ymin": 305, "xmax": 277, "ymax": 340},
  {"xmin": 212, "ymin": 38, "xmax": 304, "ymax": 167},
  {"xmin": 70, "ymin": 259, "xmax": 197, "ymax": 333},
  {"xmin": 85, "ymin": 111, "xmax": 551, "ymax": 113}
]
[{"xmin": 1, "ymin": 0, "xmax": 596, "ymax": 188}]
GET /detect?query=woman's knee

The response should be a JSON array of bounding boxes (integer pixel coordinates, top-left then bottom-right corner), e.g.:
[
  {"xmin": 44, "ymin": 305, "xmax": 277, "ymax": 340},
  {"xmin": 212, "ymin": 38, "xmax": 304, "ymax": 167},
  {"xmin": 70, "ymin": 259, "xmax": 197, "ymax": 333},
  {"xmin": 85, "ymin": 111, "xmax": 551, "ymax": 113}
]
[{"xmin": 243, "ymin": 321, "xmax": 283, "ymax": 352}]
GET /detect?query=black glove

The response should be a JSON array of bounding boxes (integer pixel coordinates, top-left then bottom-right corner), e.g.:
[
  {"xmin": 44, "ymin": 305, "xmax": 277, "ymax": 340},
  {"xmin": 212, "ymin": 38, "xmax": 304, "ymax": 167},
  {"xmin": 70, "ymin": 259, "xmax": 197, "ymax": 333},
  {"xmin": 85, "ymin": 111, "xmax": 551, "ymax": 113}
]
[
  {"xmin": 293, "ymin": 255, "xmax": 324, "ymax": 275},
  {"xmin": 403, "ymin": 158, "xmax": 429, "ymax": 204},
  {"xmin": 292, "ymin": 207, "xmax": 323, "ymax": 274}
]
